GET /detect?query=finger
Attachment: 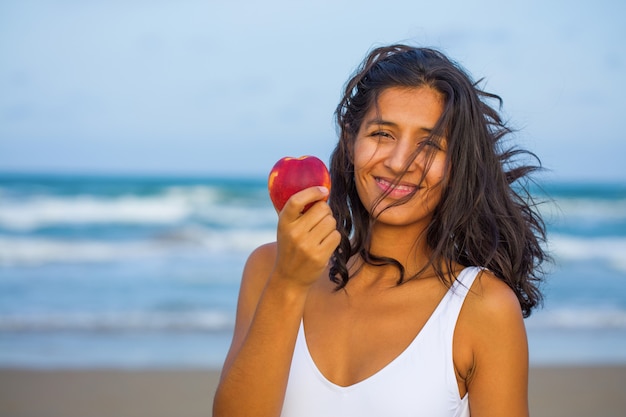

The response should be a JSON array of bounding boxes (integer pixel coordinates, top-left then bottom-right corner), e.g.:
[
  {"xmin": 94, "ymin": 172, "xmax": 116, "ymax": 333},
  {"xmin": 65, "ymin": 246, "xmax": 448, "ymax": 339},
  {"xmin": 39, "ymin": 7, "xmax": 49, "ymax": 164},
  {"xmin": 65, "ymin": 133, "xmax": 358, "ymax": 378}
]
[
  {"xmin": 321, "ymin": 229, "xmax": 342, "ymax": 253},
  {"xmin": 305, "ymin": 210, "xmax": 338, "ymax": 243},
  {"xmin": 302, "ymin": 209, "xmax": 340, "ymax": 252},
  {"xmin": 279, "ymin": 186, "xmax": 329, "ymax": 220},
  {"xmin": 278, "ymin": 205, "xmax": 337, "ymax": 250},
  {"xmin": 311, "ymin": 226, "xmax": 342, "ymax": 264}
]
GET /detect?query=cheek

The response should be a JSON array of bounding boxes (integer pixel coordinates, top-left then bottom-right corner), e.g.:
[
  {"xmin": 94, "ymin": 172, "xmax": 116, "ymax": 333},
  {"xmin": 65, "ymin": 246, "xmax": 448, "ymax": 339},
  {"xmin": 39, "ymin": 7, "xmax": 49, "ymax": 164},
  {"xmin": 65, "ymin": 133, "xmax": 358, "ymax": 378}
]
[
  {"xmin": 427, "ymin": 154, "xmax": 448, "ymax": 183},
  {"xmin": 352, "ymin": 141, "xmax": 376, "ymax": 203},
  {"xmin": 352, "ymin": 139, "xmax": 378, "ymax": 173}
]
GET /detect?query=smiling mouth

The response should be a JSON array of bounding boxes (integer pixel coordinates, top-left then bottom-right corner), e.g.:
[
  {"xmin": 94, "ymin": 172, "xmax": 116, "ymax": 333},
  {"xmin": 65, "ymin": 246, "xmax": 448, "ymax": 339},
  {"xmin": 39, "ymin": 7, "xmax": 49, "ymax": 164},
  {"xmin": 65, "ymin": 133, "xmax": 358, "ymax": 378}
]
[{"xmin": 375, "ymin": 177, "xmax": 419, "ymax": 197}]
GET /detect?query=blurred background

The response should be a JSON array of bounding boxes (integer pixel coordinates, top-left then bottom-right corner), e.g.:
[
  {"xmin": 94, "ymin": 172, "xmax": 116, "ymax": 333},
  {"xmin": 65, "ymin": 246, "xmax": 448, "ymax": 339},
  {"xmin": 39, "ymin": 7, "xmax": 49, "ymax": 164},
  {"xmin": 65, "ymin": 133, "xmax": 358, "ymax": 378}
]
[{"xmin": 1, "ymin": 0, "xmax": 625, "ymax": 368}]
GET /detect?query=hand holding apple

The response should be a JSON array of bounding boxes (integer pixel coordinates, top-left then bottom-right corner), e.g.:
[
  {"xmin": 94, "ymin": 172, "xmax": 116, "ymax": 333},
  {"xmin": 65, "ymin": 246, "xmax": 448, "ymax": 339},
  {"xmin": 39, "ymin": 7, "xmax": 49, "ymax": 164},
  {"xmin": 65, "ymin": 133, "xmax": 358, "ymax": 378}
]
[{"xmin": 268, "ymin": 156, "xmax": 331, "ymax": 212}]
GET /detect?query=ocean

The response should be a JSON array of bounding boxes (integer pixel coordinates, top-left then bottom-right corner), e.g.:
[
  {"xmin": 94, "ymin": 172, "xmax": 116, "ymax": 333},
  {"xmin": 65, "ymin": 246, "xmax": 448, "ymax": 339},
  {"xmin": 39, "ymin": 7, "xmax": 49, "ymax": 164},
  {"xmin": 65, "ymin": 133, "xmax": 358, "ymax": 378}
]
[{"xmin": 0, "ymin": 173, "xmax": 624, "ymax": 368}]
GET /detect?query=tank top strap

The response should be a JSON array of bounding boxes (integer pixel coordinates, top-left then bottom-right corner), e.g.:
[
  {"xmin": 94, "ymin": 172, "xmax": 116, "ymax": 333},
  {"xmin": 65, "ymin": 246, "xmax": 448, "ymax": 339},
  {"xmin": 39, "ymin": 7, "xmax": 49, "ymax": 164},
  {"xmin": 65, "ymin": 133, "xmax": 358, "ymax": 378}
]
[
  {"xmin": 438, "ymin": 266, "xmax": 483, "ymax": 331},
  {"xmin": 451, "ymin": 266, "xmax": 482, "ymax": 298}
]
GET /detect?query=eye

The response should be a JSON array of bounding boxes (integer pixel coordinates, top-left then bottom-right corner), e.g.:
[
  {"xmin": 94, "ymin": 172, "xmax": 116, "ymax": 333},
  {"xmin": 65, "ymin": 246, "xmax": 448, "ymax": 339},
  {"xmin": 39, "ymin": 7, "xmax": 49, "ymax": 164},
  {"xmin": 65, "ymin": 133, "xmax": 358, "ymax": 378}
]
[
  {"xmin": 418, "ymin": 138, "xmax": 444, "ymax": 151},
  {"xmin": 369, "ymin": 130, "xmax": 394, "ymax": 140}
]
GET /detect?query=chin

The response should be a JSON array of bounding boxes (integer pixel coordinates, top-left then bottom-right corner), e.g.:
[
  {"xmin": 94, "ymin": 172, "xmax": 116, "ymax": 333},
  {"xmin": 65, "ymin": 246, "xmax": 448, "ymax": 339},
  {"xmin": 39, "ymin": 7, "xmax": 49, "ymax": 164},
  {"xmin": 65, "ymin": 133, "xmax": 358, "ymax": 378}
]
[{"xmin": 370, "ymin": 204, "xmax": 434, "ymax": 228}]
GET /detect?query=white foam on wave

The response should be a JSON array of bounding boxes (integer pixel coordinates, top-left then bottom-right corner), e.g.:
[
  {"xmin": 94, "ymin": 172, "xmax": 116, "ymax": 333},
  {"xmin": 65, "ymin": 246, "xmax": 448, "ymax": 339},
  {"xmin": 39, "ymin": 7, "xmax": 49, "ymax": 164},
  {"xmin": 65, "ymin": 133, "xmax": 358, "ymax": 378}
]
[
  {"xmin": 0, "ymin": 310, "xmax": 234, "ymax": 332},
  {"xmin": 540, "ymin": 197, "xmax": 626, "ymax": 222},
  {"xmin": 548, "ymin": 234, "xmax": 626, "ymax": 272},
  {"xmin": 527, "ymin": 306, "xmax": 626, "ymax": 330},
  {"xmin": 157, "ymin": 226, "xmax": 275, "ymax": 253},
  {"xmin": 0, "ymin": 237, "xmax": 151, "ymax": 266},
  {"xmin": 191, "ymin": 200, "xmax": 276, "ymax": 229},
  {"xmin": 0, "ymin": 228, "xmax": 275, "ymax": 266},
  {"xmin": 0, "ymin": 185, "xmax": 275, "ymax": 231},
  {"xmin": 0, "ymin": 194, "xmax": 192, "ymax": 230}
]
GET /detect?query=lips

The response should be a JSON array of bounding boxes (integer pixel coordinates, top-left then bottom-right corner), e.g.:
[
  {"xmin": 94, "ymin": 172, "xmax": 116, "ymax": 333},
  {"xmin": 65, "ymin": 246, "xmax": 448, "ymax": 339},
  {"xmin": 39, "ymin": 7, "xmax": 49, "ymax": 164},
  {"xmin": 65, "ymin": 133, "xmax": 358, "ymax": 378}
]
[{"xmin": 375, "ymin": 177, "xmax": 418, "ymax": 198}]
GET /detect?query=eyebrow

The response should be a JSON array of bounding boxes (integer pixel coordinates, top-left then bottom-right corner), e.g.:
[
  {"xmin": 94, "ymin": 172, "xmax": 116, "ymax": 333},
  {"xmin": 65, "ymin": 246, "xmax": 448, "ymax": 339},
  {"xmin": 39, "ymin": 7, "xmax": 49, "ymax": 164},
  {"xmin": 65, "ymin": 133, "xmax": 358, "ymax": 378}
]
[{"xmin": 364, "ymin": 118, "xmax": 434, "ymax": 134}]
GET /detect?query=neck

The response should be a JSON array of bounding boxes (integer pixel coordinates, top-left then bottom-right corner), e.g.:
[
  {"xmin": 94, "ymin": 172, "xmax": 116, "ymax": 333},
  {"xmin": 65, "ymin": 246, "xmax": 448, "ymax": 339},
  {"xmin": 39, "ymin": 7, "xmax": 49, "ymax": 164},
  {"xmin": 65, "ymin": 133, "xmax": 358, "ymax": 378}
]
[
  {"xmin": 355, "ymin": 221, "xmax": 433, "ymax": 280},
  {"xmin": 373, "ymin": 221, "xmax": 428, "ymax": 255}
]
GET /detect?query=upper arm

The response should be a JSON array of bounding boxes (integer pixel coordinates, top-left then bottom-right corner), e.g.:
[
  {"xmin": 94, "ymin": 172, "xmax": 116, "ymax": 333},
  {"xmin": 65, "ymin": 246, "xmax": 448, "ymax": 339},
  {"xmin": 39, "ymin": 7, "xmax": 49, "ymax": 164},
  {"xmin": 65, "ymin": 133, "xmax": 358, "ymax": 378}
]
[
  {"xmin": 459, "ymin": 272, "xmax": 530, "ymax": 417},
  {"xmin": 220, "ymin": 242, "xmax": 277, "ymax": 376}
]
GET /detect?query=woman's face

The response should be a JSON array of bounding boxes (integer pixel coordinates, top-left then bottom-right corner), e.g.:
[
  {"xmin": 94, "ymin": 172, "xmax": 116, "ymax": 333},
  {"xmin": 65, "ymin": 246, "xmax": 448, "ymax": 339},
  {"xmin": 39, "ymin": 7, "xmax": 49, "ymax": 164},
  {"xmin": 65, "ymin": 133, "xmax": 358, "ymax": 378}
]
[{"xmin": 353, "ymin": 86, "xmax": 447, "ymax": 229}]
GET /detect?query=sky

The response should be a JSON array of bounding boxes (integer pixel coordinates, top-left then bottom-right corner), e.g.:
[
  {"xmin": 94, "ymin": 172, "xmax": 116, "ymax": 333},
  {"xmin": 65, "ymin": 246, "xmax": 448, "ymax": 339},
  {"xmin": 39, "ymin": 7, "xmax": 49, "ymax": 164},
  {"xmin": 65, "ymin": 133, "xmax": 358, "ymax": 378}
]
[{"xmin": 0, "ymin": 0, "xmax": 624, "ymax": 182}]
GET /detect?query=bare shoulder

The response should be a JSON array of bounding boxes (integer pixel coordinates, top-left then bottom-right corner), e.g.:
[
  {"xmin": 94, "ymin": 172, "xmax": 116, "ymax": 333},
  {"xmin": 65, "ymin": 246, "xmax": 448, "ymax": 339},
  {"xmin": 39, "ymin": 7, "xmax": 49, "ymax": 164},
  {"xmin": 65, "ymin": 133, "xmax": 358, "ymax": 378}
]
[
  {"xmin": 454, "ymin": 269, "xmax": 530, "ymax": 415},
  {"xmin": 244, "ymin": 242, "xmax": 278, "ymax": 275},
  {"xmin": 241, "ymin": 242, "xmax": 278, "ymax": 298},
  {"xmin": 465, "ymin": 269, "xmax": 524, "ymax": 320},
  {"xmin": 454, "ymin": 269, "xmax": 527, "ymax": 377},
  {"xmin": 460, "ymin": 269, "xmax": 526, "ymax": 349}
]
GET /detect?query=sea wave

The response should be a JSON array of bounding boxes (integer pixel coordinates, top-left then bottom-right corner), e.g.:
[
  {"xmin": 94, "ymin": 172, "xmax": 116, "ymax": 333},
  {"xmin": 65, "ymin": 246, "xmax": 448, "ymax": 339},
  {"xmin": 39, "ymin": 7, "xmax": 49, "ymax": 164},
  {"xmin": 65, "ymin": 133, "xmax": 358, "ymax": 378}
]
[
  {"xmin": 539, "ymin": 197, "xmax": 626, "ymax": 223},
  {"xmin": 527, "ymin": 307, "xmax": 626, "ymax": 330},
  {"xmin": 0, "ymin": 195, "xmax": 190, "ymax": 230},
  {"xmin": 0, "ymin": 229, "xmax": 275, "ymax": 266},
  {"xmin": 548, "ymin": 234, "xmax": 626, "ymax": 272},
  {"xmin": 0, "ymin": 310, "xmax": 234, "ymax": 333},
  {"xmin": 0, "ymin": 185, "xmax": 275, "ymax": 231}
]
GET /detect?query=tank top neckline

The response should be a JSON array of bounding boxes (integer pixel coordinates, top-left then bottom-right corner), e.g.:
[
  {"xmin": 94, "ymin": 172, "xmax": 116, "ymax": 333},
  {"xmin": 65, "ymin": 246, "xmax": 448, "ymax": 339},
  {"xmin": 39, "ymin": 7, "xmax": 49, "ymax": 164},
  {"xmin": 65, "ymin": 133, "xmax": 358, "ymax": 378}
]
[{"xmin": 299, "ymin": 266, "xmax": 478, "ymax": 392}]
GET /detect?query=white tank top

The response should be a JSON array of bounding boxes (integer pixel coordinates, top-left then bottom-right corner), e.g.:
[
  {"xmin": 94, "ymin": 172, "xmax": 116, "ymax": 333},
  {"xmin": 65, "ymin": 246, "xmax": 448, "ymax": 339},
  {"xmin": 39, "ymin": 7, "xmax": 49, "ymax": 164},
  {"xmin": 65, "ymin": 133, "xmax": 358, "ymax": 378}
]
[{"xmin": 280, "ymin": 266, "xmax": 481, "ymax": 417}]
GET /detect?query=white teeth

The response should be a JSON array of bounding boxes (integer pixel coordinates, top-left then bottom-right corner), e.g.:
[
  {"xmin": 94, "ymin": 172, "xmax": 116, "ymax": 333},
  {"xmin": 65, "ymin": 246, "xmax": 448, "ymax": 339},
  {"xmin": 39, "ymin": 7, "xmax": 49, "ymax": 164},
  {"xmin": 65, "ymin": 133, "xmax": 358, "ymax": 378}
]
[{"xmin": 377, "ymin": 178, "xmax": 415, "ymax": 191}]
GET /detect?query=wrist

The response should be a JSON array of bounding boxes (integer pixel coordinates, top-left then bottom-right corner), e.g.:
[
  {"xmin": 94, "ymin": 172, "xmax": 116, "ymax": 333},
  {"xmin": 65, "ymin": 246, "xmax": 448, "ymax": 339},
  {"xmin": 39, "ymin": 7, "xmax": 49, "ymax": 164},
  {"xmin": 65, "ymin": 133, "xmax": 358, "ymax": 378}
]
[{"xmin": 264, "ymin": 270, "xmax": 312, "ymax": 307}]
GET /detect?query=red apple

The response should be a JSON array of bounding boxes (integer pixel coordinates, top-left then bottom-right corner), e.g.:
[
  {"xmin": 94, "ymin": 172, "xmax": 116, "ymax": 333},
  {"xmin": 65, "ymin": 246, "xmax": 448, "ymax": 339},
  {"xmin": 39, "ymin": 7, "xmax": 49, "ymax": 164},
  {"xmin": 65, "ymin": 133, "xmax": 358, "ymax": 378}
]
[{"xmin": 268, "ymin": 155, "xmax": 331, "ymax": 212}]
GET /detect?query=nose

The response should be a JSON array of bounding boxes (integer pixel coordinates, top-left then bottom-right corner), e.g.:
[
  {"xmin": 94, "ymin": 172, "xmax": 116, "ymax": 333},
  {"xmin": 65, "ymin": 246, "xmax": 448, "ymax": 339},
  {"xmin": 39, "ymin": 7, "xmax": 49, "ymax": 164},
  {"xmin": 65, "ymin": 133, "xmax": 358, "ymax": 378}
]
[{"xmin": 384, "ymin": 140, "xmax": 419, "ymax": 174}]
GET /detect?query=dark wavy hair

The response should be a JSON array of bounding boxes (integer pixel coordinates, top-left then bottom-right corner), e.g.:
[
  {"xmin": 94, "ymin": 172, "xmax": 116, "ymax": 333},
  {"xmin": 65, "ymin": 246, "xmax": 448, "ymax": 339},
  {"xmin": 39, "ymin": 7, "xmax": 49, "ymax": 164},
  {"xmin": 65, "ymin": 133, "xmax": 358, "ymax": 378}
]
[{"xmin": 328, "ymin": 44, "xmax": 548, "ymax": 317}]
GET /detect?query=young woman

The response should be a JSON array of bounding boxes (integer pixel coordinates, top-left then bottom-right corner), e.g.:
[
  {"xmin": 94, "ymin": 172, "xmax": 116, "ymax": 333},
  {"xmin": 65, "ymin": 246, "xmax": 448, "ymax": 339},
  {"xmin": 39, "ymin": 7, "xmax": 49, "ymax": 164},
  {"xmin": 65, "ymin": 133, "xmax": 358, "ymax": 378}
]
[{"xmin": 213, "ymin": 45, "xmax": 547, "ymax": 417}]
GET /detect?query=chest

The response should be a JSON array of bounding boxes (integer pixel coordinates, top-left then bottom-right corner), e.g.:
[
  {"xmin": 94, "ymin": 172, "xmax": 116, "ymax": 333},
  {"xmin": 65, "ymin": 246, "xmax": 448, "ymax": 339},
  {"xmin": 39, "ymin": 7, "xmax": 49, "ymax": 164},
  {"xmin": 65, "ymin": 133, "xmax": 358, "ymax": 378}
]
[
  {"xmin": 282, "ymin": 320, "xmax": 469, "ymax": 417},
  {"xmin": 302, "ymin": 278, "xmax": 448, "ymax": 387}
]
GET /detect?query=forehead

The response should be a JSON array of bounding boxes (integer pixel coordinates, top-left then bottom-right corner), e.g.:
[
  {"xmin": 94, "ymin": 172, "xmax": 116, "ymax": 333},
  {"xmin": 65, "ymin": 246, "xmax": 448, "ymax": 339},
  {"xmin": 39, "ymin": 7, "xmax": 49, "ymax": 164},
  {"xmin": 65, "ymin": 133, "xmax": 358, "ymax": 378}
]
[{"xmin": 365, "ymin": 86, "xmax": 444, "ymax": 128}]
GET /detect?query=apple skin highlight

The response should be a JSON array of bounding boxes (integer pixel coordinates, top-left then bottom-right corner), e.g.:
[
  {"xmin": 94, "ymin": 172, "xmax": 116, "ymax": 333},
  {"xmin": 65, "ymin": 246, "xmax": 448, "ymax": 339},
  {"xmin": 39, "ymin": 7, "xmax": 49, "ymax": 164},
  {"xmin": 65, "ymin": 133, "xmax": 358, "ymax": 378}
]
[{"xmin": 268, "ymin": 156, "xmax": 331, "ymax": 212}]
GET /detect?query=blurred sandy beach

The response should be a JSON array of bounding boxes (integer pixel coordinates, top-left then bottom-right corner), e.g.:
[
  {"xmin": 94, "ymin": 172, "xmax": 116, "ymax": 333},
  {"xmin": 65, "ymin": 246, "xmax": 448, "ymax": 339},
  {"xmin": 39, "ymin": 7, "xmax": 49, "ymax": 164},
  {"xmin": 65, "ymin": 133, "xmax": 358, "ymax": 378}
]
[{"xmin": 1, "ymin": 366, "xmax": 625, "ymax": 417}]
